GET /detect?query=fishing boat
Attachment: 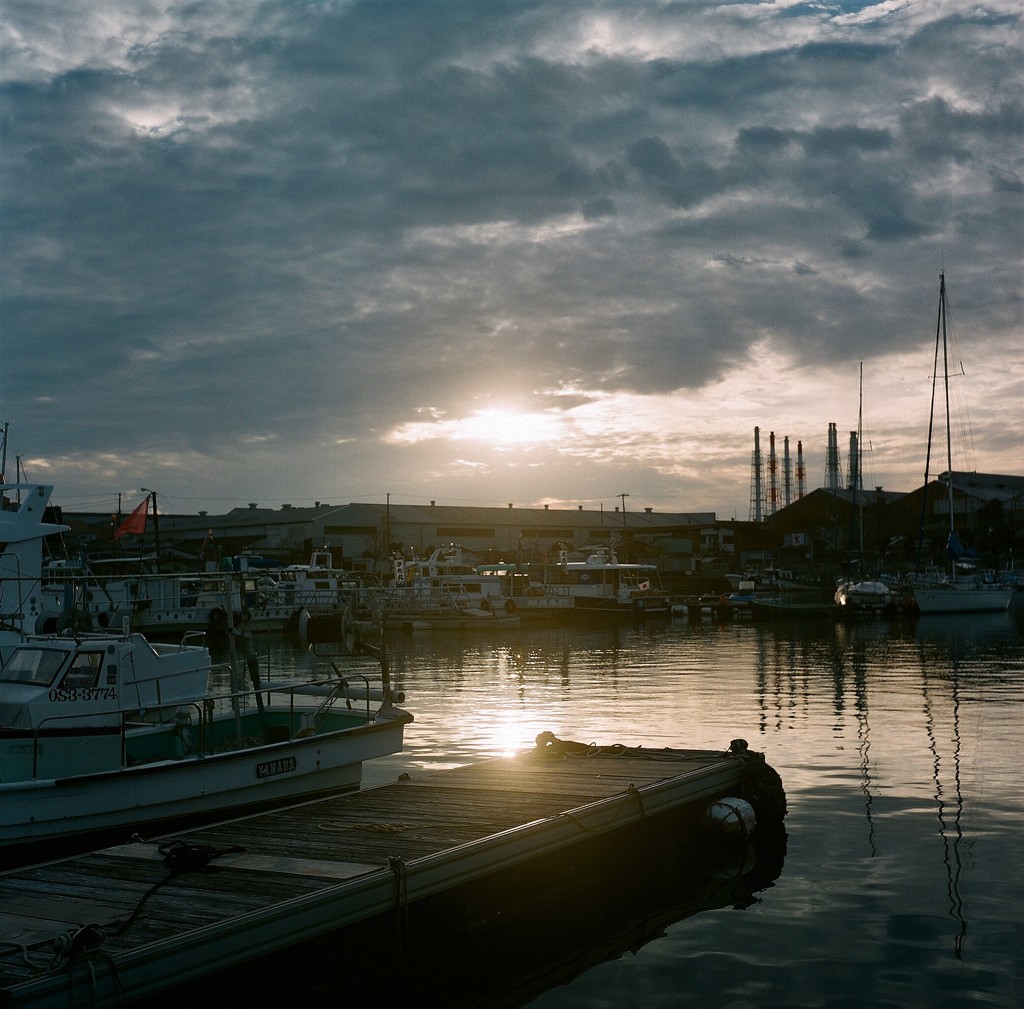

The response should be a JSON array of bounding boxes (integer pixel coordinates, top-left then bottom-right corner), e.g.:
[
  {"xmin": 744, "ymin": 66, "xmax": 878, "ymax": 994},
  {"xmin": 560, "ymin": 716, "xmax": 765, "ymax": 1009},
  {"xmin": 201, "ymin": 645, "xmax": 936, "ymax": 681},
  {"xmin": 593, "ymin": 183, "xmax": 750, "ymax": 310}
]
[
  {"xmin": 1, "ymin": 482, "xmax": 413, "ymax": 861},
  {"xmin": 40, "ymin": 549, "xmax": 358, "ymax": 638},
  {"xmin": 387, "ymin": 545, "xmax": 508, "ymax": 610},
  {"xmin": 547, "ymin": 544, "xmax": 673, "ymax": 619},
  {"xmin": 909, "ymin": 274, "xmax": 1014, "ymax": 615},
  {"xmin": 0, "ymin": 626, "xmax": 411, "ymax": 860},
  {"xmin": 359, "ymin": 547, "xmax": 522, "ymax": 633},
  {"xmin": 472, "ymin": 561, "xmax": 578, "ymax": 623}
]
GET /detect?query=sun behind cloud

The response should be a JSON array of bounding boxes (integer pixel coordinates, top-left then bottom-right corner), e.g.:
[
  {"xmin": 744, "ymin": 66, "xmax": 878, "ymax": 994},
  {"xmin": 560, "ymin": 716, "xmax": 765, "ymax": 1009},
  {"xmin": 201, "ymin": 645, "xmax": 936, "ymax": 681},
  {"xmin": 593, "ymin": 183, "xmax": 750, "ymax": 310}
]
[{"xmin": 387, "ymin": 406, "xmax": 565, "ymax": 448}]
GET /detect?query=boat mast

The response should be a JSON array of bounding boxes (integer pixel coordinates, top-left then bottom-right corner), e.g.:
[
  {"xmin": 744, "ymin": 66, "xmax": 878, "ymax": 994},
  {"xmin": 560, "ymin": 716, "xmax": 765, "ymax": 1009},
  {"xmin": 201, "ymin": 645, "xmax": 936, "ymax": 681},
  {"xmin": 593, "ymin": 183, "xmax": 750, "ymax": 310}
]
[
  {"xmin": 858, "ymin": 362, "xmax": 864, "ymax": 555},
  {"xmin": 915, "ymin": 274, "xmax": 947, "ymax": 575},
  {"xmin": 939, "ymin": 274, "xmax": 955, "ymax": 556},
  {"xmin": 845, "ymin": 363, "xmax": 862, "ymax": 580}
]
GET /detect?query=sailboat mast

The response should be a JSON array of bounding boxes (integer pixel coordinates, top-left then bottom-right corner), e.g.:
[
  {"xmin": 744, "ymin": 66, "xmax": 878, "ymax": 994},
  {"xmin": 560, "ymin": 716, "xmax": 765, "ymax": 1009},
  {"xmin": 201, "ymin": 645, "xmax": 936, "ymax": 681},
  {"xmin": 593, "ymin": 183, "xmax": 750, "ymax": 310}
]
[
  {"xmin": 857, "ymin": 362, "xmax": 864, "ymax": 552},
  {"xmin": 939, "ymin": 273, "xmax": 954, "ymax": 542},
  {"xmin": 915, "ymin": 274, "xmax": 946, "ymax": 575},
  {"xmin": 846, "ymin": 362, "xmax": 863, "ymax": 579}
]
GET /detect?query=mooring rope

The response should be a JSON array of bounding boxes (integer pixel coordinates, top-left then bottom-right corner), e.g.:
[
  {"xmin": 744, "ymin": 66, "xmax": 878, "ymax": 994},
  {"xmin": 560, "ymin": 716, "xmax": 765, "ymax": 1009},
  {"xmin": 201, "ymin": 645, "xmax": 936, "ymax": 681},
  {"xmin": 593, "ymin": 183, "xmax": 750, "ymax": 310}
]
[
  {"xmin": 561, "ymin": 782, "xmax": 646, "ymax": 834},
  {"xmin": 530, "ymin": 731, "xmax": 727, "ymax": 762}
]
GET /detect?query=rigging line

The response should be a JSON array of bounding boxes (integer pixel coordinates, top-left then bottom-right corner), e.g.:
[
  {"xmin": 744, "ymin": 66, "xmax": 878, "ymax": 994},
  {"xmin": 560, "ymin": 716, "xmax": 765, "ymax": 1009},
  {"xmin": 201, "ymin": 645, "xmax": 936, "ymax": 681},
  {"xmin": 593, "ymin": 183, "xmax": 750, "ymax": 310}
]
[{"xmin": 940, "ymin": 277, "xmax": 978, "ymax": 474}]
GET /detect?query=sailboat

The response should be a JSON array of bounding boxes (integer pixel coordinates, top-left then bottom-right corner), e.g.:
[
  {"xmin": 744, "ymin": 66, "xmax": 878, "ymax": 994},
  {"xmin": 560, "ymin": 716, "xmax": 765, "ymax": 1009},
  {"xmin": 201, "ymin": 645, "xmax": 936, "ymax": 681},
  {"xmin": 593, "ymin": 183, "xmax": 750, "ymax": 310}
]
[
  {"xmin": 909, "ymin": 274, "xmax": 1013, "ymax": 615},
  {"xmin": 834, "ymin": 363, "xmax": 898, "ymax": 616}
]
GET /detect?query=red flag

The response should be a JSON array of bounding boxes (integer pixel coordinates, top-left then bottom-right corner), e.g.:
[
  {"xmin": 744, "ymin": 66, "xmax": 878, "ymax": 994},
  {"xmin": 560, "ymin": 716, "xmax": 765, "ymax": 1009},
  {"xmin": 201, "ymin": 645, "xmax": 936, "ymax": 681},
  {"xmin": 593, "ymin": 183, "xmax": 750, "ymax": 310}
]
[{"xmin": 114, "ymin": 497, "xmax": 149, "ymax": 539}]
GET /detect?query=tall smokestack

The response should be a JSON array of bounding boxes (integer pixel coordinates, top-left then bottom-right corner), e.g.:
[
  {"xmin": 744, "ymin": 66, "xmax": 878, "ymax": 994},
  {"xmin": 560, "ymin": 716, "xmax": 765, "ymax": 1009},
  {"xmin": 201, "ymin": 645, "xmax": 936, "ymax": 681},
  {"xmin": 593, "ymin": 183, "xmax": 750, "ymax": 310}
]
[
  {"xmin": 848, "ymin": 430, "xmax": 861, "ymax": 492},
  {"xmin": 783, "ymin": 436, "xmax": 792, "ymax": 507},
  {"xmin": 749, "ymin": 427, "xmax": 764, "ymax": 522},
  {"xmin": 825, "ymin": 422, "xmax": 842, "ymax": 492}
]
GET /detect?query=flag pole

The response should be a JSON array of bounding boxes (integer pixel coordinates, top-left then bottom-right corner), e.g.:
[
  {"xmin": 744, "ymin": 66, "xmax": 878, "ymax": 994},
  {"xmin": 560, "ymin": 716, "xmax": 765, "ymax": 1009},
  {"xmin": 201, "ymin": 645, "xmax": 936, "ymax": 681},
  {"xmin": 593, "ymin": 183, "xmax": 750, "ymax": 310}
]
[{"xmin": 142, "ymin": 489, "xmax": 160, "ymax": 571}]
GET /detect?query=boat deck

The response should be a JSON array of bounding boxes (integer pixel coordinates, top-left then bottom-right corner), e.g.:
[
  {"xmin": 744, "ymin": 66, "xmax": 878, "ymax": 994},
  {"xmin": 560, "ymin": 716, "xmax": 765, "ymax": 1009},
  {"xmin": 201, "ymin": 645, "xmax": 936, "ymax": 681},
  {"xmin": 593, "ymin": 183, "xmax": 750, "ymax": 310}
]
[{"xmin": 0, "ymin": 736, "xmax": 785, "ymax": 1009}]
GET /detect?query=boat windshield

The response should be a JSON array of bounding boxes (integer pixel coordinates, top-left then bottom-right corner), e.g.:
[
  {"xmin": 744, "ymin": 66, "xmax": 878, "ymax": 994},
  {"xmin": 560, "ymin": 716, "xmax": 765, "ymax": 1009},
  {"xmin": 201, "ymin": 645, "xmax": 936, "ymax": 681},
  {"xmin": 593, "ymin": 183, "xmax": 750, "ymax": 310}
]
[{"xmin": 0, "ymin": 646, "xmax": 69, "ymax": 686}]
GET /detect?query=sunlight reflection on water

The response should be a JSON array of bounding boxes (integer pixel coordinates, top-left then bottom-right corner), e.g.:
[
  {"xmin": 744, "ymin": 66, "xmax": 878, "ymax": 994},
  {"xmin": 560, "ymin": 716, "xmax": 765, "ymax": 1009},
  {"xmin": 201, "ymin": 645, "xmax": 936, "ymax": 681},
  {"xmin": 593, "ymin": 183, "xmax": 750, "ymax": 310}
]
[{"xmin": 237, "ymin": 602, "xmax": 1022, "ymax": 1008}]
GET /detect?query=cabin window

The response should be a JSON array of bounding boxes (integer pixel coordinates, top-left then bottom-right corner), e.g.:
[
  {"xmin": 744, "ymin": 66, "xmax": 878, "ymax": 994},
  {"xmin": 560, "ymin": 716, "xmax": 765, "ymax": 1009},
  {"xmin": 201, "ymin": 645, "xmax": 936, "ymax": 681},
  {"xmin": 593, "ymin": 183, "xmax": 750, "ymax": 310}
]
[
  {"xmin": 0, "ymin": 647, "xmax": 68, "ymax": 685},
  {"xmin": 60, "ymin": 651, "xmax": 103, "ymax": 689}
]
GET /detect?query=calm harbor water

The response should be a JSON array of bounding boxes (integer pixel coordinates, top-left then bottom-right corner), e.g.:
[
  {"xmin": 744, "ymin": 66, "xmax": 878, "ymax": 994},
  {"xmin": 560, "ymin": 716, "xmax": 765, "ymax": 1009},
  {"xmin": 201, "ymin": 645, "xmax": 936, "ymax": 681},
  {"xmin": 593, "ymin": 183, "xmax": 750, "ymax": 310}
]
[{"xmin": 250, "ymin": 598, "xmax": 1024, "ymax": 1009}]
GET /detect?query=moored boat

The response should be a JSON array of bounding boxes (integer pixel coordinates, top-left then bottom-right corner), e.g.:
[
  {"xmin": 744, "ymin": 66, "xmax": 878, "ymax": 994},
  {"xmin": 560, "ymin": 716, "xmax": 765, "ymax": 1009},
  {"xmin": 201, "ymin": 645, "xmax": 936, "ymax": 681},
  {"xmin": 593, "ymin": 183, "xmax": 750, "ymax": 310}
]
[
  {"xmin": 1, "ymin": 480, "xmax": 412, "ymax": 862},
  {"xmin": 907, "ymin": 574, "xmax": 1013, "ymax": 615},
  {"xmin": 749, "ymin": 597, "xmax": 837, "ymax": 621},
  {"xmin": 834, "ymin": 579, "xmax": 897, "ymax": 616},
  {"xmin": 0, "ymin": 482, "xmax": 68, "ymax": 644},
  {"xmin": 0, "ymin": 624, "xmax": 411, "ymax": 860},
  {"xmin": 40, "ymin": 549, "xmax": 359, "ymax": 638},
  {"xmin": 908, "ymin": 274, "xmax": 1014, "ymax": 615},
  {"xmin": 547, "ymin": 544, "xmax": 672, "ymax": 619}
]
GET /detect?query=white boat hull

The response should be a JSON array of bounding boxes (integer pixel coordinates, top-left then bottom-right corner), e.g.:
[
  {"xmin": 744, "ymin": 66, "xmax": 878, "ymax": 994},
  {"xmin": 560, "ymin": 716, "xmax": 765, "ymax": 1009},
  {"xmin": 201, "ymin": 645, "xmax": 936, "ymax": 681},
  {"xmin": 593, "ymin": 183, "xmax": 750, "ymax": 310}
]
[
  {"xmin": 911, "ymin": 585, "xmax": 1014, "ymax": 614},
  {"xmin": 0, "ymin": 716, "xmax": 408, "ymax": 852}
]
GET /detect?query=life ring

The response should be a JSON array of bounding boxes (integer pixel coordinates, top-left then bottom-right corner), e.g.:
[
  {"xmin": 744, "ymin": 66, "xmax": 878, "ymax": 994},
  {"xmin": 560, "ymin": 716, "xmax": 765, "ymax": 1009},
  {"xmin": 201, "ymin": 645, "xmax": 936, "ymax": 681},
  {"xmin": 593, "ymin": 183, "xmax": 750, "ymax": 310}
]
[{"xmin": 504, "ymin": 598, "xmax": 518, "ymax": 614}]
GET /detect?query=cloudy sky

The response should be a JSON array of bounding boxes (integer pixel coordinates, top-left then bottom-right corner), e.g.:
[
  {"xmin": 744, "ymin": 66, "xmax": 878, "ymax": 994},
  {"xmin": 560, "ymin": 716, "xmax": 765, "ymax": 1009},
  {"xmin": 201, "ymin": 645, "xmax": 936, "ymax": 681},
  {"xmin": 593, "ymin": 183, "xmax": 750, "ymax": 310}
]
[{"xmin": 2, "ymin": 0, "xmax": 1021, "ymax": 521}]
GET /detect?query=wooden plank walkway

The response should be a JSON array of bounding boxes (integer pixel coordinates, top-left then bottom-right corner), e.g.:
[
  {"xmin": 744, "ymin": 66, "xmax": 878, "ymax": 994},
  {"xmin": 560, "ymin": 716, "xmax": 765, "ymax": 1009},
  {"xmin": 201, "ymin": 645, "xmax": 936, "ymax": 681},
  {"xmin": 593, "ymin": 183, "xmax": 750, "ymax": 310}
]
[{"xmin": 0, "ymin": 736, "xmax": 786, "ymax": 1009}]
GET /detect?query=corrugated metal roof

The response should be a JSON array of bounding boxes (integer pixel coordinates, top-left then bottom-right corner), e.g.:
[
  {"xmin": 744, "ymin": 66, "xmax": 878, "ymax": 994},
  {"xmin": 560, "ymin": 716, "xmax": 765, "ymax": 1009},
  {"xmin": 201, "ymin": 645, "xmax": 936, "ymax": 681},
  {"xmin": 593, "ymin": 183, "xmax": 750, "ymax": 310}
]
[{"xmin": 354, "ymin": 502, "xmax": 715, "ymax": 531}]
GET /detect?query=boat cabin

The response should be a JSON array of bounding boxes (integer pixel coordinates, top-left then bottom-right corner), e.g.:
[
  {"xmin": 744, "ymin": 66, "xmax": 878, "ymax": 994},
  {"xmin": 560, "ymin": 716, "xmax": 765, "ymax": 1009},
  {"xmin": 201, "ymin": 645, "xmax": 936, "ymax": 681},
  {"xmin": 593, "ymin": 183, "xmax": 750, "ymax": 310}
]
[{"xmin": 0, "ymin": 632, "xmax": 210, "ymax": 734}]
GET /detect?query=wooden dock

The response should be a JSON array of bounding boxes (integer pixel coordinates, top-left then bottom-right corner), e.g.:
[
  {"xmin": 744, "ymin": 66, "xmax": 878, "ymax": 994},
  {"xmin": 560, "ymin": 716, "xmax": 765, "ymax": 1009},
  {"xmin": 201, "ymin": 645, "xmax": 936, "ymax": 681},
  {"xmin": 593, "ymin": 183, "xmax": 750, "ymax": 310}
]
[{"xmin": 0, "ymin": 735, "xmax": 786, "ymax": 1009}]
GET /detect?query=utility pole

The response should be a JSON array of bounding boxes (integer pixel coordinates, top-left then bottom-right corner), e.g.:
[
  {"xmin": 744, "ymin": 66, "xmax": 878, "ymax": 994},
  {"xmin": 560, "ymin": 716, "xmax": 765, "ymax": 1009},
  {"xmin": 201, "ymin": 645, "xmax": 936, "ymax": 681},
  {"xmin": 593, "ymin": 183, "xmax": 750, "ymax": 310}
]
[{"xmin": 619, "ymin": 493, "xmax": 629, "ymax": 530}]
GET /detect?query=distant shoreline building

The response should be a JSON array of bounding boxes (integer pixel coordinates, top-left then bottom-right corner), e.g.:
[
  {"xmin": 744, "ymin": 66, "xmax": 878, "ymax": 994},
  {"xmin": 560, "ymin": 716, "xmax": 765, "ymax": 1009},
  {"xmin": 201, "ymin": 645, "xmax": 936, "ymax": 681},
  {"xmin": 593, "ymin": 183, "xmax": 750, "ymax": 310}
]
[{"xmin": 49, "ymin": 472, "xmax": 1024, "ymax": 585}]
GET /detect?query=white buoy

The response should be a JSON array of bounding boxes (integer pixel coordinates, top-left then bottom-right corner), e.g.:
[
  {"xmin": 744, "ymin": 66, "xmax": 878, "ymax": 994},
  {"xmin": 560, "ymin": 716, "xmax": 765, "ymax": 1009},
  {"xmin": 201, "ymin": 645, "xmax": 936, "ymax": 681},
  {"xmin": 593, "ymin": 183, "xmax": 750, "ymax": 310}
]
[{"xmin": 703, "ymin": 796, "xmax": 756, "ymax": 840}]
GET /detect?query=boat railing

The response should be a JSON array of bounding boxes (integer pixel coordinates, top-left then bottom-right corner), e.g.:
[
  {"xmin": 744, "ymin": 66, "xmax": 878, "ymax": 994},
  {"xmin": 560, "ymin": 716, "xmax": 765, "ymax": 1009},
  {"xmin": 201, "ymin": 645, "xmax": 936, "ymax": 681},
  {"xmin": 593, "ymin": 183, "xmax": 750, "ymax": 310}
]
[
  {"xmin": 324, "ymin": 666, "xmax": 374, "ymax": 723},
  {"xmin": 28, "ymin": 699, "xmax": 208, "ymax": 778},
  {"xmin": 25, "ymin": 668, "xmax": 384, "ymax": 779},
  {"xmin": 359, "ymin": 583, "xmax": 470, "ymax": 617},
  {"xmin": 255, "ymin": 582, "xmax": 350, "ymax": 610}
]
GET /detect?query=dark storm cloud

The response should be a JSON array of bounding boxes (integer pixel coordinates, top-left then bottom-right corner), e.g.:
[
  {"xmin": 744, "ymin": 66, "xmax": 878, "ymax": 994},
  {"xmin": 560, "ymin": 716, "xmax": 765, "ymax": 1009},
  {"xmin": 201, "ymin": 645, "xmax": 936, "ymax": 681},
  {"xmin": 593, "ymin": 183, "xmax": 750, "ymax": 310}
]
[{"xmin": 1, "ymin": 0, "xmax": 1020, "ymax": 509}]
